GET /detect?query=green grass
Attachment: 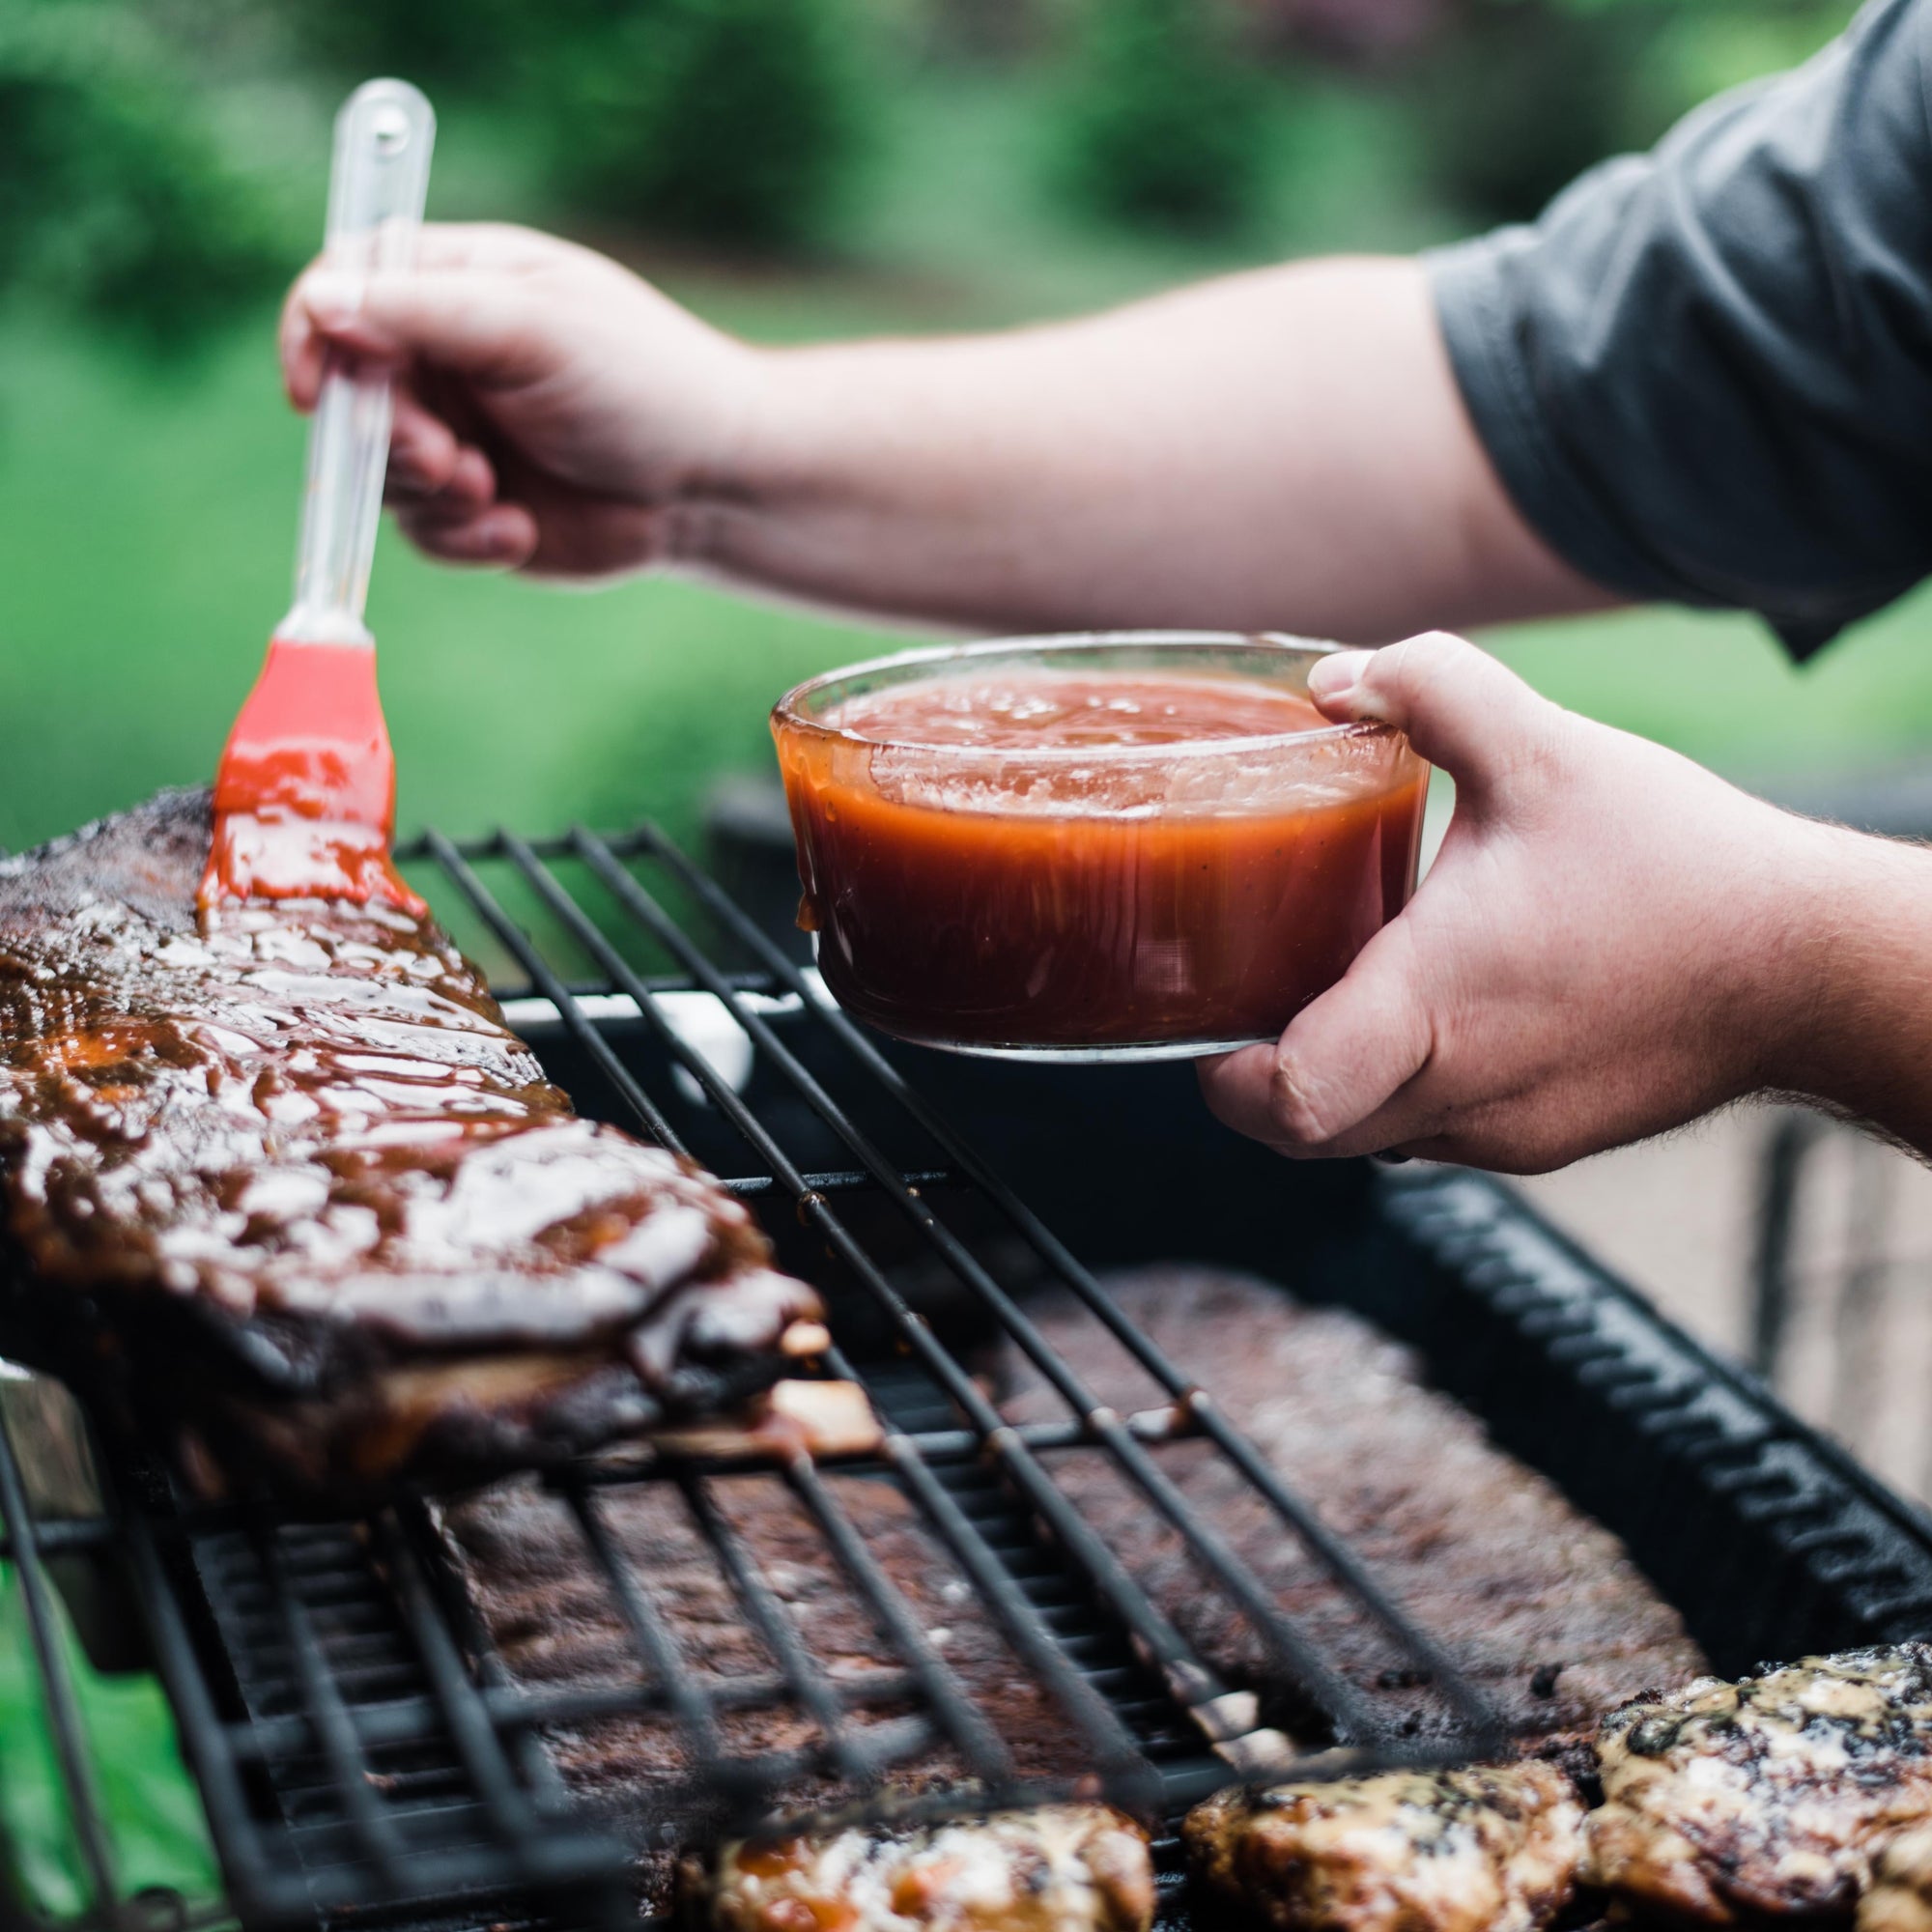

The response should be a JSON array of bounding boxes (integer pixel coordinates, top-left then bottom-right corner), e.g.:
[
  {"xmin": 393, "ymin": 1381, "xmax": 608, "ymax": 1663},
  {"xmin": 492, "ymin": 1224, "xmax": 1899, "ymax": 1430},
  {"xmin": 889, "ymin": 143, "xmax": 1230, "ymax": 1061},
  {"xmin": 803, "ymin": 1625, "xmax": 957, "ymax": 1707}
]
[
  {"xmin": 0, "ymin": 306, "xmax": 902, "ymax": 860},
  {"xmin": 1487, "ymin": 593, "xmax": 1932, "ymax": 780}
]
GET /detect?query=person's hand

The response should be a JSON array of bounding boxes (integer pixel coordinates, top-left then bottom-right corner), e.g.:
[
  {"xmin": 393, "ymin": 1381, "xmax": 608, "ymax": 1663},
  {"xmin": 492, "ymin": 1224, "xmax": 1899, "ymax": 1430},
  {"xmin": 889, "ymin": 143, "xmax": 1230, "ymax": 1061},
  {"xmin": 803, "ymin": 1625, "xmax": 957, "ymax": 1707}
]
[
  {"xmin": 1197, "ymin": 632, "xmax": 1846, "ymax": 1173},
  {"xmin": 279, "ymin": 222, "xmax": 764, "ymax": 579}
]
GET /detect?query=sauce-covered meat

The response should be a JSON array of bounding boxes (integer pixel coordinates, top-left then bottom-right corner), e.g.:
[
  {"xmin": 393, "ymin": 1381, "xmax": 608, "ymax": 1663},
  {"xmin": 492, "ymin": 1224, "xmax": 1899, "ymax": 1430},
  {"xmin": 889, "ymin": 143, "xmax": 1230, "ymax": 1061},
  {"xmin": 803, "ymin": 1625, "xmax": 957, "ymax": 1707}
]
[
  {"xmin": 993, "ymin": 1268, "xmax": 1705, "ymax": 1746},
  {"xmin": 0, "ymin": 788, "xmax": 822, "ymax": 1497}
]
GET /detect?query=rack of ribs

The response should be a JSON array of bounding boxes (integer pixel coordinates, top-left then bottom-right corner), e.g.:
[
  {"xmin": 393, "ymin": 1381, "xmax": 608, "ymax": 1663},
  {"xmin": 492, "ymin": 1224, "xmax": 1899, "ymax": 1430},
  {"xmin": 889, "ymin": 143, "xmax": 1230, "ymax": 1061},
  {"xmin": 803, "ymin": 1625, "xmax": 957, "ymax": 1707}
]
[
  {"xmin": 992, "ymin": 1267, "xmax": 1707, "ymax": 1746},
  {"xmin": 0, "ymin": 789, "xmax": 825, "ymax": 1499},
  {"xmin": 438, "ymin": 1468, "xmax": 1142, "ymax": 1919}
]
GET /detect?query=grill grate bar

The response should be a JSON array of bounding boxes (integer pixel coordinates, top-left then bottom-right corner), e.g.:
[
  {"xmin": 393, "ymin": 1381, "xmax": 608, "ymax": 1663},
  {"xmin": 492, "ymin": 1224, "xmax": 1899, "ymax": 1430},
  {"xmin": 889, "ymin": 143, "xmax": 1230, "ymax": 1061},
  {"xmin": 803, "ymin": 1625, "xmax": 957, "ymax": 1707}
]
[
  {"xmin": 120, "ymin": 1502, "xmax": 279, "ymax": 1917},
  {"xmin": 484, "ymin": 832, "xmax": 1225, "ymax": 1771},
  {"xmin": 0, "ymin": 1383, "xmax": 119, "ymax": 1918},
  {"xmin": 392, "ymin": 1493, "xmax": 602, "ymax": 1828},
  {"xmin": 819, "ymin": 1341, "xmax": 1155, "ymax": 1802},
  {"xmin": 722, "ymin": 1169, "xmax": 954, "ymax": 1200},
  {"xmin": 676, "ymin": 1471, "xmax": 878, "ymax": 1790},
  {"xmin": 626, "ymin": 822, "xmax": 1506, "ymax": 1740},
  {"xmin": 369, "ymin": 1509, "xmax": 631, "ymax": 1924},
  {"xmin": 224, "ymin": 1664, "xmax": 933, "ymax": 1763},
  {"xmin": 255, "ymin": 1527, "xmax": 411, "ymax": 1882},
  {"xmin": 781, "ymin": 1455, "xmax": 1014, "ymax": 1786},
  {"xmin": 562, "ymin": 1478, "xmax": 731, "ymax": 1775},
  {"xmin": 423, "ymin": 832, "xmax": 686, "ymax": 1158}
]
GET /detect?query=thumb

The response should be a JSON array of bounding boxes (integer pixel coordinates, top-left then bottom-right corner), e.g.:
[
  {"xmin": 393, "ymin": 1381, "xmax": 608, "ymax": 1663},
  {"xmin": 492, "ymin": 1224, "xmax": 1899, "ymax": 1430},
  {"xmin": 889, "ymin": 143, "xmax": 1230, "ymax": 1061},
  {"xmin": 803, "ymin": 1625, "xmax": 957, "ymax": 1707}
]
[
  {"xmin": 1198, "ymin": 915, "xmax": 1434, "ymax": 1155},
  {"xmin": 282, "ymin": 267, "xmax": 548, "ymax": 407},
  {"xmin": 1305, "ymin": 632, "xmax": 1558, "ymax": 801}
]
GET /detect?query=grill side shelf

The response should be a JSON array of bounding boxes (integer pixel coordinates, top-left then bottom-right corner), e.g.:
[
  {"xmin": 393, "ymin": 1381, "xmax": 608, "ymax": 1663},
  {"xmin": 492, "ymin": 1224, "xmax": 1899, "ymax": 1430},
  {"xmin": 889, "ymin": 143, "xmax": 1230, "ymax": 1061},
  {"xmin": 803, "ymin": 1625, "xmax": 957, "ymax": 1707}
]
[{"xmin": 1370, "ymin": 1168, "xmax": 1932, "ymax": 1676}]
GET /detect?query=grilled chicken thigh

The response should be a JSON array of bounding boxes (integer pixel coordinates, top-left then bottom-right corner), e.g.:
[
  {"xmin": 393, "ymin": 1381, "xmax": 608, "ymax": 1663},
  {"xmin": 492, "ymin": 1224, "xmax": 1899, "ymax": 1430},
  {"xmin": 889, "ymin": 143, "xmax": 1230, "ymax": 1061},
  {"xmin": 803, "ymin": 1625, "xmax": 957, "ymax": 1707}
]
[
  {"xmin": 694, "ymin": 1806, "xmax": 1154, "ymax": 1932},
  {"xmin": 1861, "ymin": 1830, "xmax": 1932, "ymax": 1932},
  {"xmin": 1182, "ymin": 1762, "xmax": 1584, "ymax": 1932},
  {"xmin": 1588, "ymin": 1643, "xmax": 1932, "ymax": 1922}
]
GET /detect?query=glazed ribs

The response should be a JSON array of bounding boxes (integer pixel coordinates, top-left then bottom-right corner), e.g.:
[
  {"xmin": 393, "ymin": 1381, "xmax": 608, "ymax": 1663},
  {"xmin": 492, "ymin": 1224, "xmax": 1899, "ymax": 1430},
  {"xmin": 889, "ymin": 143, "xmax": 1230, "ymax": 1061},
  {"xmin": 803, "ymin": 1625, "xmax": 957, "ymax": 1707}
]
[{"xmin": 0, "ymin": 789, "xmax": 824, "ymax": 1497}]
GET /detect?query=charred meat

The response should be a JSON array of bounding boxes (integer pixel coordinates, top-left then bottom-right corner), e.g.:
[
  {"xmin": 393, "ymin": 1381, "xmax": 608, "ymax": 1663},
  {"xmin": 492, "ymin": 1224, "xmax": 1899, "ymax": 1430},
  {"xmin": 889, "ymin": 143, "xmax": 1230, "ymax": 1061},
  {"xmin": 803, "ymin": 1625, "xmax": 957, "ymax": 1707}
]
[
  {"xmin": 0, "ymin": 790, "xmax": 823, "ymax": 1496},
  {"xmin": 1183, "ymin": 1762, "xmax": 1584, "ymax": 1932},
  {"xmin": 1587, "ymin": 1643, "xmax": 1932, "ymax": 1922},
  {"xmin": 995, "ymin": 1267, "xmax": 1705, "ymax": 1742},
  {"xmin": 692, "ymin": 1805, "xmax": 1154, "ymax": 1932}
]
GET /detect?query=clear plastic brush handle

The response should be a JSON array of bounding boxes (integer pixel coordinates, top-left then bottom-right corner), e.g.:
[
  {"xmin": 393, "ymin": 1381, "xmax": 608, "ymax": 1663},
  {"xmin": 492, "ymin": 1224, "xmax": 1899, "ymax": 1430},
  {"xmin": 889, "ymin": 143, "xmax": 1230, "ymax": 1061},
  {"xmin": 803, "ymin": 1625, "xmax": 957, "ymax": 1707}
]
[{"xmin": 285, "ymin": 79, "xmax": 435, "ymax": 645}]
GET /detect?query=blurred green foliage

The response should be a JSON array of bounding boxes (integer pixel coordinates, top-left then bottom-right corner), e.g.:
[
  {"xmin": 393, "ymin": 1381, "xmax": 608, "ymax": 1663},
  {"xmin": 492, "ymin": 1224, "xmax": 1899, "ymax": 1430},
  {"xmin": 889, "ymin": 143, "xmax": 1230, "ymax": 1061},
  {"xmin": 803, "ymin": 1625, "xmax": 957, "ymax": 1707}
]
[
  {"xmin": 0, "ymin": 4, "xmax": 288, "ymax": 351},
  {"xmin": 541, "ymin": 0, "xmax": 871, "ymax": 249},
  {"xmin": 0, "ymin": 0, "xmax": 1900, "ymax": 866},
  {"xmin": 1404, "ymin": 4, "xmax": 1642, "ymax": 223},
  {"xmin": 289, "ymin": 0, "xmax": 872, "ymax": 249},
  {"xmin": 1053, "ymin": 0, "xmax": 1266, "ymax": 234},
  {"xmin": 0, "ymin": 0, "xmax": 1871, "ymax": 353},
  {"xmin": 1409, "ymin": 0, "xmax": 1860, "ymax": 223}
]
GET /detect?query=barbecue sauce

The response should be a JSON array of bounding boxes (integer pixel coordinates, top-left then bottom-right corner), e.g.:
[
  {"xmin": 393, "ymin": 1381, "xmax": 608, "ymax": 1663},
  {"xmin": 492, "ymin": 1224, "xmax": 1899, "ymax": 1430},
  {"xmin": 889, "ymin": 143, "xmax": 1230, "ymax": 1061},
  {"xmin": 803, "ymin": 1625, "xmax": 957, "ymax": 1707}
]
[
  {"xmin": 0, "ymin": 790, "xmax": 826, "ymax": 1492},
  {"xmin": 200, "ymin": 635, "xmax": 425, "ymax": 914},
  {"xmin": 776, "ymin": 670, "xmax": 1427, "ymax": 1052}
]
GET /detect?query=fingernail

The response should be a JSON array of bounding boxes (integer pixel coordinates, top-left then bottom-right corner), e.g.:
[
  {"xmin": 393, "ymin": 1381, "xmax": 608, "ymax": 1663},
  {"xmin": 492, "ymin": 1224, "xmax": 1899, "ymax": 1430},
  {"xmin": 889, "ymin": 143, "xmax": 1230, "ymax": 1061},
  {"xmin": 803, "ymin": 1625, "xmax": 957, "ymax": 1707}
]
[
  {"xmin": 301, "ymin": 271, "xmax": 362, "ymax": 326},
  {"xmin": 1307, "ymin": 649, "xmax": 1374, "ymax": 707}
]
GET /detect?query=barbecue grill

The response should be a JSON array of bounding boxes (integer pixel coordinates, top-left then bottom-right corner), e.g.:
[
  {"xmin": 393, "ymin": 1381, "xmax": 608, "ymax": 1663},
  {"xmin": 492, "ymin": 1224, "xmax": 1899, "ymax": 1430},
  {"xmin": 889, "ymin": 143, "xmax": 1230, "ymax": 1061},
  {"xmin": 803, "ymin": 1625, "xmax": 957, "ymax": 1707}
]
[{"xmin": 6, "ymin": 814, "xmax": 1932, "ymax": 1932}]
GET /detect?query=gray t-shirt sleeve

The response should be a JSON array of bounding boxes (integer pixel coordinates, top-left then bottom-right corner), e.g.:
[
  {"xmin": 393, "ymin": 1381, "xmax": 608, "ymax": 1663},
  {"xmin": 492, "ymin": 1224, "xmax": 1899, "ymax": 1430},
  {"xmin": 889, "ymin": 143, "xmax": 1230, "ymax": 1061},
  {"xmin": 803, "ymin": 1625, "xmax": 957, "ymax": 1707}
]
[{"xmin": 1428, "ymin": 0, "xmax": 1932, "ymax": 659}]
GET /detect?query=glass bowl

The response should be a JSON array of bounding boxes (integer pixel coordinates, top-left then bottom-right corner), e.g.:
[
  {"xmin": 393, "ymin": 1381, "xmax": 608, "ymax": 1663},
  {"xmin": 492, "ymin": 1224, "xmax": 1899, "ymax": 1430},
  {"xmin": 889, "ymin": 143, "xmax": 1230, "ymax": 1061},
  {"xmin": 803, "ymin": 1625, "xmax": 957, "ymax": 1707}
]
[{"xmin": 771, "ymin": 631, "xmax": 1429, "ymax": 1061}]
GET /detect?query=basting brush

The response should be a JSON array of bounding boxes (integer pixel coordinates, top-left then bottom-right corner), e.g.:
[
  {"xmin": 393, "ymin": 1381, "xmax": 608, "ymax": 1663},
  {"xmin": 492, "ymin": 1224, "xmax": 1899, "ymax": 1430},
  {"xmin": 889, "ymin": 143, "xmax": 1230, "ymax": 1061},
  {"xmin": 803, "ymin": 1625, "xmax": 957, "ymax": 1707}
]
[{"xmin": 200, "ymin": 79, "xmax": 434, "ymax": 914}]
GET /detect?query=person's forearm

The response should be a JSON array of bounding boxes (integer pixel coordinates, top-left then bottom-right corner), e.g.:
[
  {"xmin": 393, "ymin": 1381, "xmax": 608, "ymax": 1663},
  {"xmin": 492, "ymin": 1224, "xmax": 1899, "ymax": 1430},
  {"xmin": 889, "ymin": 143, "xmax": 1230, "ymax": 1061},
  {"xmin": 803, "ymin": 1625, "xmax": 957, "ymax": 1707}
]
[
  {"xmin": 694, "ymin": 257, "xmax": 1617, "ymax": 640},
  {"xmin": 1769, "ymin": 828, "xmax": 1932, "ymax": 1158}
]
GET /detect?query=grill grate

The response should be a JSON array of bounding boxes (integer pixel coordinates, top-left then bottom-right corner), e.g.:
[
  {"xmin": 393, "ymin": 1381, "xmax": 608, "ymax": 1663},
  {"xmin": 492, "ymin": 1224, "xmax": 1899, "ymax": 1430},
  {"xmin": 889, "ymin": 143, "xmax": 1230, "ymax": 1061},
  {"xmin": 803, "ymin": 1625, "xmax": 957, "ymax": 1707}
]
[
  {"xmin": 10, "ymin": 817, "xmax": 1932, "ymax": 1931},
  {"xmin": 0, "ymin": 819, "xmax": 1503, "ymax": 1932}
]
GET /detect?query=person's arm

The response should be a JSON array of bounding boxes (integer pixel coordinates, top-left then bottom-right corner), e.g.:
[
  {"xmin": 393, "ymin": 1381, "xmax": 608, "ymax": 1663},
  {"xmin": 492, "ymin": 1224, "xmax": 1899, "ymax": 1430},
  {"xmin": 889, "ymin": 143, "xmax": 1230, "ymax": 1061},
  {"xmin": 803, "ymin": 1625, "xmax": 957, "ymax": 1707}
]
[
  {"xmin": 1197, "ymin": 632, "xmax": 1932, "ymax": 1172},
  {"xmin": 700, "ymin": 256, "xmax": 1611, "ymax": 639},
  {"xmin": 281, "ymin": 229, "xmax": 1610, "ymax": 640}
]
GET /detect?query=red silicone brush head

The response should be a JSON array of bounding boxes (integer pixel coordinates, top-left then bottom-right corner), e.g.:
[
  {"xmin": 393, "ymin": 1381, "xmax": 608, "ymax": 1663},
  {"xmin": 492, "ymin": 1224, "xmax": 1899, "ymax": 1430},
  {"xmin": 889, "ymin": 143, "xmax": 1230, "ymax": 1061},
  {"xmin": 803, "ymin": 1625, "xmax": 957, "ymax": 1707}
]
[{"xmin": 199, "ymin": 634, "xmax": 425, "ymax": 914}]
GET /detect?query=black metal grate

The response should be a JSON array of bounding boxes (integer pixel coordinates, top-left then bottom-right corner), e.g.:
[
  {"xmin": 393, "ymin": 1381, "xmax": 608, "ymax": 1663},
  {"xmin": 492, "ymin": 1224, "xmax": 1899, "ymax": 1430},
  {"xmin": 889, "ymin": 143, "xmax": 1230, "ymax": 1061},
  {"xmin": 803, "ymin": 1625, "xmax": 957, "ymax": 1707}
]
[
  {"xmin": 9, "ymin": 818, "xmax": 1932, "ymax": 1932},
  {"xmin": 0, "ymin": 819, "xmax": 1505, "ymax": 1932}
]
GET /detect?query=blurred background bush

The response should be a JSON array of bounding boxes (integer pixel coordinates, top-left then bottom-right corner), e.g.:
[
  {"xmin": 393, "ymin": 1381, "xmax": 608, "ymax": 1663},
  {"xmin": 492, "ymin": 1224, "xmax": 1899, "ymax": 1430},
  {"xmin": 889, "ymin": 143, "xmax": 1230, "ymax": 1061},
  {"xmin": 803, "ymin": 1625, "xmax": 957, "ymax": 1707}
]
[{"xmin": 0, "ymin": 0, "xmax": 1889, "ymax": 863}]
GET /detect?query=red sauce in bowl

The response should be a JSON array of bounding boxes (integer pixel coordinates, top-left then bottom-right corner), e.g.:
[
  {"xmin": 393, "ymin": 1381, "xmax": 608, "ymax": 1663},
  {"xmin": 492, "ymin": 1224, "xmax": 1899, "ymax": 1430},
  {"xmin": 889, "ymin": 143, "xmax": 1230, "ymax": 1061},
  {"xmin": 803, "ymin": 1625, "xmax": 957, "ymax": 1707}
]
[{"xmin": 774, "ymin": 661, "xmax": 1428, "ymax": 1056}]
